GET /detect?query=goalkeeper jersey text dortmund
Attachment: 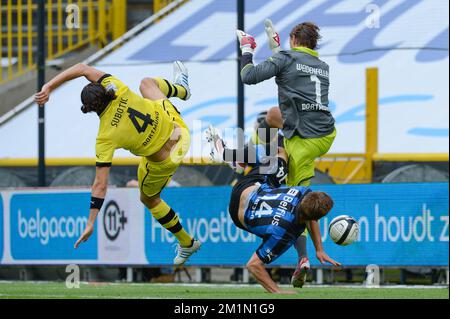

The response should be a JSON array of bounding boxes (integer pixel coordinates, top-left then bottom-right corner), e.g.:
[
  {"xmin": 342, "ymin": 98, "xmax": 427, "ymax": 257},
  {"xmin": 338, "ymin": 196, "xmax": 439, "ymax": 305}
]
[{"xmin": 95, "ymin": 75, "xmax": 174, "ymax": 166}]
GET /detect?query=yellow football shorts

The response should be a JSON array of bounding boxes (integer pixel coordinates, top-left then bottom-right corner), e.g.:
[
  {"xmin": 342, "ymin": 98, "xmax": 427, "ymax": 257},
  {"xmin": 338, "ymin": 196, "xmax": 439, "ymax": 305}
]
[
  {"xmin": 138, "ymin": 100, "xmax": 191, "ymax": 198},
  {"xmin": 284, "ymin": 128, "xmax": 337, "ymax": 187},
  {"xmin": 285, "ymin": 128, "xmax": 337, "ymax": 237}
]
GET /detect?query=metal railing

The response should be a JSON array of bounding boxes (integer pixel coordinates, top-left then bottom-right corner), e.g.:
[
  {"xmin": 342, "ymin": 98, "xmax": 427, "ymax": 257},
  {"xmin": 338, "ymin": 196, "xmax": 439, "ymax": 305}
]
[
  {"xmin": 0, "ymin": 0, "xmax": 187, "ymax": 126},
  {"xmin": 153, "ymin": 0, "xmax": 188, "ymax": 20},
  {"xmin": 0, "ymin": 0, "xmax": 124, "ymax": 85},
  {"xmin": 153, "ymin": 0, "xmax": 177, "ymax": 13}
]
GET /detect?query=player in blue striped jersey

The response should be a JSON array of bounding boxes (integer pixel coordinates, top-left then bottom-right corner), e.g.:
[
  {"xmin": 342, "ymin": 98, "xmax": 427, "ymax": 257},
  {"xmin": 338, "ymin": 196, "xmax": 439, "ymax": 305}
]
[{"xmin": 207, "ymin": 127, "xmax": 341, "ymax": 294}]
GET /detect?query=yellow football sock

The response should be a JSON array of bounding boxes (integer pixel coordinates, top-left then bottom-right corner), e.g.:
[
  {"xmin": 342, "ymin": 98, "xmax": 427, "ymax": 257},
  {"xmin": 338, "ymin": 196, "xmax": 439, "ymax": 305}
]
[
  {"xmin": 150, "ymin": 200, "xmax": 193, "ymax": 247},
  {"xmin": 153, "ymin": 77, "xmax": 187, "ymax": 100}
]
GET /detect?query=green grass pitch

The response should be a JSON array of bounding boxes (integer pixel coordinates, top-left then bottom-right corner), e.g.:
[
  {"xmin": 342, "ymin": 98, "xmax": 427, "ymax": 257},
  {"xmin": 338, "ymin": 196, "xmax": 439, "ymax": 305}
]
[{"xmin": 0, "ymin": 282, "xmax": 447, "ymax": 299}]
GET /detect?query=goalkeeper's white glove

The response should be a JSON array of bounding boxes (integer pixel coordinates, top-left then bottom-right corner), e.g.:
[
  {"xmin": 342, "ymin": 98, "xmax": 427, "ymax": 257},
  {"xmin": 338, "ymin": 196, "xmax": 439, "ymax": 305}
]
[
  {"xmin": 236, "ymin": 30, "xmax": 257, "ymax": 55},
  {"xmin": 264, "ymin": 19, "xmax": 282, "ymax": 54}
]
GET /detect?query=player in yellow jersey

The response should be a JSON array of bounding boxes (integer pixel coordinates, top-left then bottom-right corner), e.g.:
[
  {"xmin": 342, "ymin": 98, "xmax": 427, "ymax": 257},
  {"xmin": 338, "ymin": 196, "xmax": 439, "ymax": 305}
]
[{"xmin": 35, "ymin": 61, "xmax": 201, "ymax": 265}]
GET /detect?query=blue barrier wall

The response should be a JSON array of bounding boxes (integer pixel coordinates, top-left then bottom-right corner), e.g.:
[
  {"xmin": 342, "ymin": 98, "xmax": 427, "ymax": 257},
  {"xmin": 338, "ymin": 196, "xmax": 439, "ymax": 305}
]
[
  {"xmin": 1, "ymin": 183, "xmax": 448, "ymax": 266},
  {"xmin": 145, "ymin": 183, "xmax": 449, "ymax": 267},
  {"xmin": 144, "ymin": 186, "xmax": 260, "ymax": 266},
  {"xmin": 9, "ymin": 193, "xmax": 97, "ymax": 260}
]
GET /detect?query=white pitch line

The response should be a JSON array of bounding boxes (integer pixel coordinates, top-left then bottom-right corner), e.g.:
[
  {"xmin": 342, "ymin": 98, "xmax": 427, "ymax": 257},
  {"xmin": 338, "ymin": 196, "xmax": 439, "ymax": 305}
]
[
  {"xmin": 89, "ymin": 282, "xmax": 450, "ymax": 289},
  {"xmin": 148, "ymin": 283, "xmax": 449, "ymax": 289},
  {"xmin": 0, "ymin": 281, "xmax": 447, "ymax": 289},
  {"xmin": 0, "ymin": 293, "xmax": 161, "ymax": 299}
]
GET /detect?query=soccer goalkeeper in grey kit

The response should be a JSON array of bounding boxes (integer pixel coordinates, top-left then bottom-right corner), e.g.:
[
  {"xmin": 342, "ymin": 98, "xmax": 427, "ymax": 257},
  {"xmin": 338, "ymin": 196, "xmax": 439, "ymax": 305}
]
[{"xmin": 236, "ymin": 20, "xmax": 337, "ymax": 288}]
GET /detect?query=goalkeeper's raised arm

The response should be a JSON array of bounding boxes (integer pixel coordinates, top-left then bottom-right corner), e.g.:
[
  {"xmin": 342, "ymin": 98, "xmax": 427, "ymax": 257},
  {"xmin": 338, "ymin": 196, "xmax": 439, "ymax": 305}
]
[{"xmin": 236, "ymin": 30, "xmax": 288, "ymax": 85}]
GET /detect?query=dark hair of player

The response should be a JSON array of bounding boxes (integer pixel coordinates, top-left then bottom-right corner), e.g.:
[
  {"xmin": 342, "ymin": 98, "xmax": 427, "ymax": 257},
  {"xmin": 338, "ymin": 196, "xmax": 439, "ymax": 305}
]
[
  {"xmin": 297, "ymin": 191, "xmax": 333, "ymax": 222},
  {"xmin": 290, "ymin": 22, "xmax": 321, "ymax": 50},
  {"xmin": 80, "ymin": 83, "xmax": 116, "ymax": 115}
]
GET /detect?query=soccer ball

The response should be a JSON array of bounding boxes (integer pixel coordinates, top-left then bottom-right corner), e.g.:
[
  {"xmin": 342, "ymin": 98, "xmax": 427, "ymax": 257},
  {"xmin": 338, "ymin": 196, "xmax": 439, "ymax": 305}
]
[{"xmin": 328, "ymin": 215, "xmax": 359, "ymax": 246}]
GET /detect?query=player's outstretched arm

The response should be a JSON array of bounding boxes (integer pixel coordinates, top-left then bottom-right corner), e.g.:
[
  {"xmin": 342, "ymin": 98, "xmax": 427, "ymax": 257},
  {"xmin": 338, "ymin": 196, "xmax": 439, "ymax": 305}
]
[
  {"xmin": 35, "ymin": 63, "xmax": 105, "ymax": 105},
  {"xmin": 307, "ymin": 220, "xmax": 342, "ymax": 267},
  {"xmin": 246, "ymin": 253, "xmax": 296, "ymax": 294},
  {"xmin": 74, "ymin": 166, "xmax": 110, "ymax": 249}
]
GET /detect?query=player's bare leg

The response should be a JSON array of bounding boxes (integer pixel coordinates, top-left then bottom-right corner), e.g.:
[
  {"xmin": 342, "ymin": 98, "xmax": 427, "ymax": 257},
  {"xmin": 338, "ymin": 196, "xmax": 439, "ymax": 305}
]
[
  {"xmin": 256, "ymin": 106, "xmax": 283, "ymax": 144},
  {"xmin": 266, "ymin": 106, "xmax": 283, "ymax": 129},
  {"xmin": 139, "ymin": 61, "xmax": 191, "ymax": 101},
  {"xmin": 139, "ymin": 78, "xmax": 167, "ymax": 100},
  {"xmin": 140, "ymin": 192, "xmax": 201, "ymax": 266}
]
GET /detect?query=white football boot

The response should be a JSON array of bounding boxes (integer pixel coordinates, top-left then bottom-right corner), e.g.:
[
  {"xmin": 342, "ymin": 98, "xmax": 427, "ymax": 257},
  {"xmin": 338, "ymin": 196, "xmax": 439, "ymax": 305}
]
[
  {"xmin": 173, "ymin": 60, "xmax": 191, "ymax": 101},
  {"xmin": 205, "ymin": 125, "xmax": 245, "ymax": 174},
  {"xmin": 206, "ymin": 125, "xmax": 226, "ymax": 163},
  {"xmin": 173, "ymin": 239, "xmax": 201, "ymax": 266},
  {"xmin": 291, "ymin": 257, "xmax": 311, "ymax": 288}
]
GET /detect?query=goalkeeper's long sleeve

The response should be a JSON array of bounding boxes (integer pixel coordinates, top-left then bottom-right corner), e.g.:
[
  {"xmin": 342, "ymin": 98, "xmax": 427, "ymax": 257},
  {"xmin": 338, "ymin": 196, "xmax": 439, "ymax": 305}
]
[{"xmin": 240, "ymin": 52, "xmax": 287, "ymax": 85}]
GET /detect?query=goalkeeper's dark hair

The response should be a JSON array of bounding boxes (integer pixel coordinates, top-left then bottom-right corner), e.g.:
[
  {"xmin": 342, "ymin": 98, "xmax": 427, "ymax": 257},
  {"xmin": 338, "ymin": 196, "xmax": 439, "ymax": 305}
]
[
  {"xmin": 297, "ymin": 191, "xmax": 333, "ymax": 222},
  {"xmin": 290, "ymin": 22, "xmax": 321, "ymax": 50},
  {"xmin": 80, "ymin": 83, "xmax": 116, "ymax": 115}
]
